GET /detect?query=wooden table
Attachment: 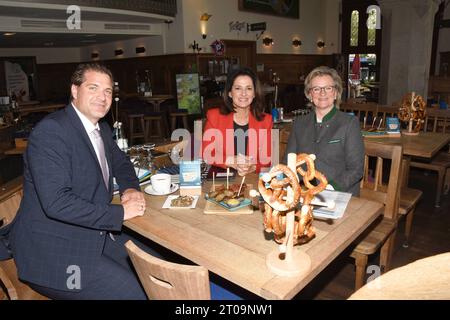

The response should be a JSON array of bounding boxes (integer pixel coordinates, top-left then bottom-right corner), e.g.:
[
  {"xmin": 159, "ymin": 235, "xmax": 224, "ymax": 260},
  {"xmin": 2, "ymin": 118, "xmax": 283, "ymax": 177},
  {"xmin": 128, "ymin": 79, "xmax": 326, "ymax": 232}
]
[
  {"xmin": 139, "ymin": 94, "xmax": 174, "ymax": 112},
  {"xmin": 364, "ymin": 132, "xmax": 450, "ymax": 186},
  {"xmin": 18, "ymin": 103, "xmax": 65, "ymax": 116},
  {"xmin": 119, "ymin": 175, "xmax": 383, "ymax": 300},
  {"xmin": 365, "ymin": 132, "xmax": 450, "ymax": 158},
  {"xmin": 4, "ymin": 147, "xmax": 26, "ymax": 155},
  {"xmin": 0, "ymin": 176, "xmax": 22, "ymax": 202}
]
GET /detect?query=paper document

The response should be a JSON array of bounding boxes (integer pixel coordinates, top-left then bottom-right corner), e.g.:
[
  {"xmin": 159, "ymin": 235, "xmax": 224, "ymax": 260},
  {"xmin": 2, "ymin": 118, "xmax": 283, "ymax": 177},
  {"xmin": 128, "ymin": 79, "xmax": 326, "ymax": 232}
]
[{"xmin": 308, "ymin": 190, "xmax": 352, "ymax": 220}]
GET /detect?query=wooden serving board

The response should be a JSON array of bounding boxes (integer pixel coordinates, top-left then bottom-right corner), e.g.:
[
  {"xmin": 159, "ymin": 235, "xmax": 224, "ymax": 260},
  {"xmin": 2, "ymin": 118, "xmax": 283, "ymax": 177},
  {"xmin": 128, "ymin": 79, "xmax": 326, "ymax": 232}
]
[
  {"xmin": 203, "ymin": 183, "xmax": 254, "ymax": 215},
  {"xmin": 203, "ymin": 199, "xmax": 253, "ymax": 215}
]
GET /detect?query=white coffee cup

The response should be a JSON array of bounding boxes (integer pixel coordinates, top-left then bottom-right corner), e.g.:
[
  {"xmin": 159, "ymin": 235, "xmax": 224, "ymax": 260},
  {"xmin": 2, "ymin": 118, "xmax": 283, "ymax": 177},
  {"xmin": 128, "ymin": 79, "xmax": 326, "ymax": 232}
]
[{"xmin": 151, "ymin": 173, "xmax": 171, "ymax": 194}]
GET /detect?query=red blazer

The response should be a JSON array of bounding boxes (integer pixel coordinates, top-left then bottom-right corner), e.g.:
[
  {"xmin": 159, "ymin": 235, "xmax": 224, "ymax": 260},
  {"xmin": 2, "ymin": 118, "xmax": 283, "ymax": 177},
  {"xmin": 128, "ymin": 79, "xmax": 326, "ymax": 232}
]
[{"xmin": 201, "ymin": 108, "xmax": 273, "ymax": 173}]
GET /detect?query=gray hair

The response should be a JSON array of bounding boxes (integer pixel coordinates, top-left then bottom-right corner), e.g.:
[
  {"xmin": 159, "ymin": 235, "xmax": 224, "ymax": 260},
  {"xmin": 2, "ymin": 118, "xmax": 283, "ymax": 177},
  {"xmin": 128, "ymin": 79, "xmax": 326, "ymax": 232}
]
[{"xmin": 304, "ymin": 66, "xmax": 343, "ymax": 108}]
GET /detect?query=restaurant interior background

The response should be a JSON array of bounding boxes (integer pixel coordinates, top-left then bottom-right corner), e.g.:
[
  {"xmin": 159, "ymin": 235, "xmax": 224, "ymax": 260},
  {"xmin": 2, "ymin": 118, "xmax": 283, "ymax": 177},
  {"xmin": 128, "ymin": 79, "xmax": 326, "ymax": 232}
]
[
  {"xmin": 1, "ymin": 0, "xmax": 450, "ymax": 301},
  {"xmin": 0, "ymin": 0, "xmax": 449, "ymax": 182}
]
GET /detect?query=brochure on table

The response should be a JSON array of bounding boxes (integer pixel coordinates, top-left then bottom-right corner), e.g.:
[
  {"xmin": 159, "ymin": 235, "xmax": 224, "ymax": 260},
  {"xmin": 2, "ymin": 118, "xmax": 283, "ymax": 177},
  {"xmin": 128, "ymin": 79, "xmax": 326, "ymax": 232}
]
[
  {"xmin": 179, "ymin": 160, "xmax": 202, "ymax": 196},
  {"xmin": 386, "ymin": 117, "xmax": 401, "ymax": 134}
]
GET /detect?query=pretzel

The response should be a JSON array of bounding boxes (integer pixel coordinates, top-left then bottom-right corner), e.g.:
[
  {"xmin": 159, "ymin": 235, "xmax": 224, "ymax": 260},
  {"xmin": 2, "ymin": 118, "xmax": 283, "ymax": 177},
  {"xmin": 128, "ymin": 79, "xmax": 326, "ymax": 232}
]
[
  {"xmin": 301, "ymin": 171, "xmax": 328, "ymax": 204},
  {"xmin": 258, "ymin": 164, "xmax": 301, "ymax": 212},
  {"xmin": 259, "ymin": 154, "xmax": 328, "ymax": 246},
  {"xmin": 263, "ymin": 206, "xmax": 316, "ymax": 245},
  {"xmin": 296, "ymin": 153, "xmax": 316, "ymax": 182},
  {"xmin": 399, "ymin": 92, "xmax": 426, "ymax": 133}
]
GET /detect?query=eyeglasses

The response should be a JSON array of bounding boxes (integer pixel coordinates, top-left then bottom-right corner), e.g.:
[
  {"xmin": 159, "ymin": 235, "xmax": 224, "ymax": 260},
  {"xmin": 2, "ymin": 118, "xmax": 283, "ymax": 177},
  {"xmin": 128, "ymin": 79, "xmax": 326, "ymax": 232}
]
[{"xmin": 310, "ymin": 86, "xmax": 335, "ymax": 94}]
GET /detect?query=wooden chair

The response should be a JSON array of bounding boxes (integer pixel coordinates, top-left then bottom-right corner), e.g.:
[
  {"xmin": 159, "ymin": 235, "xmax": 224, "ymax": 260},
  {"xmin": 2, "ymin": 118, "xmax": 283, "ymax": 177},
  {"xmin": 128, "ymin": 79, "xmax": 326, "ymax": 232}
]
[
  {"xmin": 0, "ymin": 187, "xmax": 48, "ymax": 300},
  {"xmin": 374, "ymin": 104, "xmax": 398, "ymax": 127},
  {"xmin": 341, "ymin": 102, "xmax": 423, "ymax": 246},
  {"xmin": 350, "ymin": 141, "xmax": 402, "ymax": 290},
  {"xmin": 144, "ymin": 113, "xmax": 167, "ymax": 141},
  {"xmin": 278, "ymin": 124, "xmax": 292, "ymax": 164},
  {"xmin": 348, "ymin": 252, "xmax": 450, "ymax": 300},
  {"xmin": 125, "ymin": 240, "xmax": 211, "ymax": 300},
  {"xmin": 126, "ymin": 113, "xmax": 146, "ymax": 146},
  {"xmin": 398, "ymin": 185, "xmax": 422, "ymax": 247},
  {"xmin": 340, "ymin": 102, "xmax": 377, "ymax": 127},
  {"xmin": 169, "ymin": 111, "xmax": 189, "ymax": 132},
  {"xmin": 410, "ymin": 108, "xmax": 450, "ymax": 207}
]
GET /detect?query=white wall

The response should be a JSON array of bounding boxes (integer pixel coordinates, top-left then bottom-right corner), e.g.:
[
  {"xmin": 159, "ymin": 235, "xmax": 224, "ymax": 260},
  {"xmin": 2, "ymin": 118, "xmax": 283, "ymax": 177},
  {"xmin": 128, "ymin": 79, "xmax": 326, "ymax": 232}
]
[
  {"xmin": 1, "ymin": 1, "xmax": 340, "ymax": 64},
  {"xmin": 435, "ymin": 3, "xmax": 450, "ymax": 75},
  {"xmin": 324, "ymin": 0, "xmax": 341, "ymax": 54},
  {"xmin": 181, "ymin": 0, "xmax": 339, "ymax": 55},
  {"xmin": 164, "ymin": 0, "xmax": 186, "ymax": 54},
  {"xmin": 0, "ymin": 47, "xmax": 81, "ymax": 64}
]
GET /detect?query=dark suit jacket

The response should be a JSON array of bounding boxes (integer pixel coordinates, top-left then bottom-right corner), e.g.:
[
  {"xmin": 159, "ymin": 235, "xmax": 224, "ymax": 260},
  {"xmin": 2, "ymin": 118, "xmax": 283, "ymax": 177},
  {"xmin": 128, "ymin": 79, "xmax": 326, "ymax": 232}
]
[
  {"xmin": 10, "ymin": 104, "xmax": 139, "ymax": 291},
  {"xmin": 0, "ymin": 223, "xmax": 13, "ymax": 260},
  {"xmin": 201, "ymin": 108, "xmax": 273, "ymax": 173}
]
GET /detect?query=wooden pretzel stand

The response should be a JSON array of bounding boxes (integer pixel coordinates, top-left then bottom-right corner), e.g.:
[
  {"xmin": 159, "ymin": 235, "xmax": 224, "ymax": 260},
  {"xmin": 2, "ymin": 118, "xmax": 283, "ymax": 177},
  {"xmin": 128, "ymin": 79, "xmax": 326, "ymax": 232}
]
[
  {"xmin": 398, "ymin": 91, "xmax": 426, "ymax": 136},
  {"xmin": 266, "ymin": 154, "xmax": 310, "ymax": 276},
  {"xmin": 252, "ymin": 153, "xmax": 329, "ymax": 277}
]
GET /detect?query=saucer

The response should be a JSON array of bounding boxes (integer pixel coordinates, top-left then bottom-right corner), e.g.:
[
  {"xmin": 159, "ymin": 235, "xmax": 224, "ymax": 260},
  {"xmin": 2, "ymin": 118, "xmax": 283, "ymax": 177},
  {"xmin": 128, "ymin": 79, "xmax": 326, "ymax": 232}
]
[{"xmin": 144, "ymin": 183, "xmax": 179, "ymax": 196}]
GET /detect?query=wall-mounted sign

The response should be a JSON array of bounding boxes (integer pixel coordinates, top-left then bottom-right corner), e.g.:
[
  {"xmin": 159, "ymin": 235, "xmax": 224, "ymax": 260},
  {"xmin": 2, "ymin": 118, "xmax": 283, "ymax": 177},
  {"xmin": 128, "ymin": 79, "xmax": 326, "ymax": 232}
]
[
  {"xmin": 229, "ymin": 21, "xmax": 247, "ymax": 32},
  {"xmin": 248, "ymin": 22, "xmax": 266, "ymax": 32}
]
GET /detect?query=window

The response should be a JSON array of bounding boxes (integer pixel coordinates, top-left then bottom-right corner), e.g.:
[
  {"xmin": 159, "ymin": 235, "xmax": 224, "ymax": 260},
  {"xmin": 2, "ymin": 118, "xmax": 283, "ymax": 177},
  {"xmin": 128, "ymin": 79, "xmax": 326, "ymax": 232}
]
[
  {"xmin": 342, "ymin": 0, "xmax": 382, "ymax": 85},
  {"xmin": 367, "ymin": 8, "xmax": 377, "ymax": 46},
  {"xmin": 350, "ymin": 10, "xmax": 359, "ymax": 47}
]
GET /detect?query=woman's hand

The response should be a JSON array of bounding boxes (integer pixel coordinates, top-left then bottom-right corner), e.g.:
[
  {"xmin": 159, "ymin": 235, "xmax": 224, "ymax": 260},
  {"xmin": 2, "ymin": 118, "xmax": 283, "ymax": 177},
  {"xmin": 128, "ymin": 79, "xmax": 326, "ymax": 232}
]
[
  {"xmin": 226, "ymin": 154, "xmax": 256, "ymax": 176},
  {"xmin": 236, "ymin": 163, "xmax": 256, "ymax": 176}
]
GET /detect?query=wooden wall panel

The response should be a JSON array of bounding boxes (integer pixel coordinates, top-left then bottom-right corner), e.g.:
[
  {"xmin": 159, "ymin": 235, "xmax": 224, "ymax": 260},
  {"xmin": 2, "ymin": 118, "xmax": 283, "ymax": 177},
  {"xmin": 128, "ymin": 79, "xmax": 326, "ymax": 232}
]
[
  {"xmin": 256, "ymin": 54, "xmax": 333, "ymax": 111},
  {"xmin": 256, "ymin": 54, "xmax": 333, "ymax": 84},
  {"xmin": 0, "ymin": 62, "xmax": 6, "ymax": 96},
  {"xmin": 35, "ymin": 54, "xmax": 197, "ymax": 103},
  {"xmin": 33, "ymin": 53, "xmax": 331, "ymax": 110},
  {"xmin": 36, "ymin": 62, "xmax": 77, "ymax": 103}
]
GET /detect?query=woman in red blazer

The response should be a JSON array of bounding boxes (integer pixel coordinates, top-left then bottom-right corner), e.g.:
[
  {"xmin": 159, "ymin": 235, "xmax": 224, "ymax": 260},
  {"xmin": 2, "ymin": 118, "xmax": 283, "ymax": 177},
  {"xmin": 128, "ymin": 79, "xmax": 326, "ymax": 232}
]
[{"xmin": 202, "ymin": 67, "xmax": 273, "ymax": 175}]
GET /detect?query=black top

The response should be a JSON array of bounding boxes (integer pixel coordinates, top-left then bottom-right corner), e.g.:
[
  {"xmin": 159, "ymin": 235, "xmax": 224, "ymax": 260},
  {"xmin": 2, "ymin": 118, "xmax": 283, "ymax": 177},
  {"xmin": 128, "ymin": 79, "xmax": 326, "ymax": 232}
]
[{"xmin": 233, "ymin": 121, "xmax": 249, "ymax": 156}]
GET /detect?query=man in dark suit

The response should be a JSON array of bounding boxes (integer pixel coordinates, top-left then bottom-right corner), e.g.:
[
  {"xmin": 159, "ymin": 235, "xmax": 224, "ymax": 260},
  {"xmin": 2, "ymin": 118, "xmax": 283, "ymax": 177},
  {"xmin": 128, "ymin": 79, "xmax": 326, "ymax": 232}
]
[{"xmin": 10, "ymin": 63, "xmax": 148, "ymax": 299}]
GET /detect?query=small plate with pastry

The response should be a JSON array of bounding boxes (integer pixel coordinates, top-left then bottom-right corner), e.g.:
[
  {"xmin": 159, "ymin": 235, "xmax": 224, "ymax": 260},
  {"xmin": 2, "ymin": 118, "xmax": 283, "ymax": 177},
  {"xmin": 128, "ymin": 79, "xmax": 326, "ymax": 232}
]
[{"xmin": 162, "ymin": 195, "xmax": 199, "ymax": 209}]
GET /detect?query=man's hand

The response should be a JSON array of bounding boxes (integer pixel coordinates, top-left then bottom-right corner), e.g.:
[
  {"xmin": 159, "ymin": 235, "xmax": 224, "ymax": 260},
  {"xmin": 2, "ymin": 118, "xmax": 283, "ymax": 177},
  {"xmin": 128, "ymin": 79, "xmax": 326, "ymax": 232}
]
[
  {"xmin": 121, "ymin": 188, "xmax": 144, "ymax": 202},
  {"xmin": 121, "ymin": 188, "xmax": 146, "ymax": 220}
]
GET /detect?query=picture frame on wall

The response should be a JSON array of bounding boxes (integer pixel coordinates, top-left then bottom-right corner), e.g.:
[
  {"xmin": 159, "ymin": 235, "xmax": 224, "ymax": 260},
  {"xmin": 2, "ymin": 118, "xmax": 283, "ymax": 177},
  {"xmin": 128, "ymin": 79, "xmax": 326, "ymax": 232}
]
[
  {"xmin": 238, "ymin": 0, "xmax": 299, "ymax": 19},
  {"xmin": 175, "ymin": 73, "xmax": 201, "ymax": 115}
]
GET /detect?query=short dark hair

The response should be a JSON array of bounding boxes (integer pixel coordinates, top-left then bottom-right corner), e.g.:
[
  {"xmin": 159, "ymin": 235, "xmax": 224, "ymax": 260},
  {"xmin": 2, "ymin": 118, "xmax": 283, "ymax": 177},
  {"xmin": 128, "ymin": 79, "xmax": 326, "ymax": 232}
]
[
  {"xmin": 70, "ymin": 63, "xmax": 113, "ymax": 87},
  {"xmin": 221, "ymin": 67, "xmax": 266, "ymax": 121}
]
